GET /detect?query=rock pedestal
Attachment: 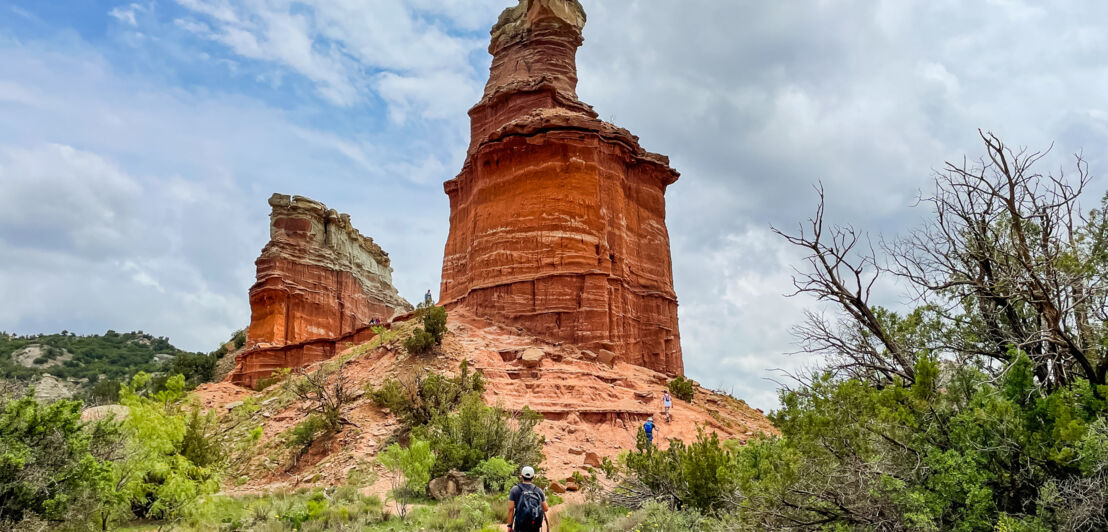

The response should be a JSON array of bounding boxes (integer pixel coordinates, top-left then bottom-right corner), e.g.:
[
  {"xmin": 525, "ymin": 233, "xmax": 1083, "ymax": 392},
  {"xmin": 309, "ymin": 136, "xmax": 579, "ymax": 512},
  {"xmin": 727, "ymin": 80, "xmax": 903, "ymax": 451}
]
[{"xmin": 439, "ymin": 0, "xmax": 683, "ymax": 375}]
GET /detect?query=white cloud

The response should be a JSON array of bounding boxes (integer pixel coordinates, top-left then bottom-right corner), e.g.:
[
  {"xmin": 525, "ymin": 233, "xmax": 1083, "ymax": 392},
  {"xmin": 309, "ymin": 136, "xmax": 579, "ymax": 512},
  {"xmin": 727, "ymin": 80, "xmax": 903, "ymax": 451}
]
[
  {"xmin": 109, "ymin": 3, "xmax": 143, "ymax": 27},
  {"xmin": 4, "ymin": 0, "xmax": 1108, "ymax": 412}
]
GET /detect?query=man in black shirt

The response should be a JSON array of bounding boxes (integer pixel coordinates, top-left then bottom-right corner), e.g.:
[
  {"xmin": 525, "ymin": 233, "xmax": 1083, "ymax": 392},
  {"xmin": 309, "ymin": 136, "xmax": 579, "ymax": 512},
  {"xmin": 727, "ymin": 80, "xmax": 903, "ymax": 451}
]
[{"xmin": 507, "ymin": 466, "xmax": 548, "ymax": 532}]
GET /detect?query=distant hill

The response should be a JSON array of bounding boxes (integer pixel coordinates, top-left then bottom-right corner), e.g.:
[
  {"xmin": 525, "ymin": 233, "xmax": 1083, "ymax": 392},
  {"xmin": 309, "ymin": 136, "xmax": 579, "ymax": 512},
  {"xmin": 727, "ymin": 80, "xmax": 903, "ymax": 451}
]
[{"xmin": 0, "ymin": 329, "xmax": 244, "ymax": 402}]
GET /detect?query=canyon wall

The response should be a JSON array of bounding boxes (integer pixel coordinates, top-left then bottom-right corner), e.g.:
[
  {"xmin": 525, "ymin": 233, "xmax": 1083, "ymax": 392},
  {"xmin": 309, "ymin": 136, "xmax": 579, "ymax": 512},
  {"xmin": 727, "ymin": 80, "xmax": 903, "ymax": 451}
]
[{"xmin": 440, "ymin": 0, "xmax": 683, "ymax": 375}]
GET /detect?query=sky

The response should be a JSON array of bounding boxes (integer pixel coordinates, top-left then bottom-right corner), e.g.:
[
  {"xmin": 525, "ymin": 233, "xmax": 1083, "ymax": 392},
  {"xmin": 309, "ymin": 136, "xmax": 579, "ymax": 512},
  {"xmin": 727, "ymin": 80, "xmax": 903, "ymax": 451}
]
[{"xmin": 2, "ymin": 0, "xmax": 1107, "ymax": 410}]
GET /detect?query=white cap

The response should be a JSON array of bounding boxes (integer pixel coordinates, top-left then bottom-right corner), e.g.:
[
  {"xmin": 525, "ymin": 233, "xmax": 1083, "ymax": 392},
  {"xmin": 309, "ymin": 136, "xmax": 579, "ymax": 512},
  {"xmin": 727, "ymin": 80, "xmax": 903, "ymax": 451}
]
[{"xmin": 520, "ymin": 466, "xmax": 535, "ymax": 479}]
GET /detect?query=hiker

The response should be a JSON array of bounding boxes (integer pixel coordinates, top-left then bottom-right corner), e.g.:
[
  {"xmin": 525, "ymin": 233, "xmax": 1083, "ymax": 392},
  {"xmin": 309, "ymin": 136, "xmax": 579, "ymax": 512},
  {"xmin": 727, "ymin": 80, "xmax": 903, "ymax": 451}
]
[
  {"xmin": 643, "ymin": 416, "xmax": 655, "ymax": 446},
  {"xmin": 424, "ymin": 289, "xmax": 434, "ymax": 306},
  {"xmin": 507, "ymin": 466, "xmax": 548, "ymax": 532},
  {"xmin": 662, "ymin": 390, "xmax": 672, "ymax": 422}
]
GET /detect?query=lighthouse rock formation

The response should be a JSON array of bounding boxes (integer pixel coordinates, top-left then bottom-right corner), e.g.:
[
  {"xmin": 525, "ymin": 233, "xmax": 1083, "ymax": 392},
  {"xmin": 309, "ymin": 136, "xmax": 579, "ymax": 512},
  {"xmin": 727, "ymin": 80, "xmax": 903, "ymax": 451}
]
[{"xmin": 440, "ymin": 0, "xmax": 683, "ymax": 375}]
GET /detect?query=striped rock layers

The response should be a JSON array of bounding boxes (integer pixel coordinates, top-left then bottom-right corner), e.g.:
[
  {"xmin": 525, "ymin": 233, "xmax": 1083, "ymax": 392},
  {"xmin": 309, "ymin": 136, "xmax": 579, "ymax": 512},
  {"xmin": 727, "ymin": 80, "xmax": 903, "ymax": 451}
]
[
  {"xmin": 440, "ymin": 0, "xmax": 683, "ymax": 375},
  {"xmin": 230, "ymin": 194, "xmax": 412, "ymax": 385}
]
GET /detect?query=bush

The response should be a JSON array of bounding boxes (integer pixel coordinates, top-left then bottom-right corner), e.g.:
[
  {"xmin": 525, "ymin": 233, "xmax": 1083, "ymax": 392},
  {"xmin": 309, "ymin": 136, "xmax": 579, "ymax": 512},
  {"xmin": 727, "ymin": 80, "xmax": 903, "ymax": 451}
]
[
  {"xmin": 289, "ymin": 362, "xmax": 352, "ymax": 432},
  {"xmin": 180, "ymin": 406, "xmax": 224, "ymax": 468},
  {"xmin": 621, "ymin": 428, "xmax": 738, "ymax": 512},
  {"xmin": 427, "ymin": 493, "xmax": 496, "ymax": 532},
  {"xmin": 370, "ymin": 361, "xmax": 485, "ymax": 430},
  {"xmin": 473, "ymin": 457, "xmax": 517, "ymax": 493},
  {"xmin": 89, "ymin": 378, "xmax": 121, "ymax": 404},
  {"xmin": 167, "ymin": 352, "xmax": 216, "ymax": 388},
  {"xmin": 420, "ymin": 305, "xmax": 448, "ymax": 344},
  {"xmin": 667, "ymin": 376, "xmax": 694, "ymax": 402},
  {"xmin": 231, "ymin": 329, "xmax": 247, "ymax": 349},
  {"xmin": 0, "ymin": 393, "xmax": 117, "ymax": 525},
  {"xmin": 404, "ymin": 328, "xmax": 436, "ymax": 355},
  {"xmin": 415, "ymin": 394, "xmax": 544, "ymax": 477},
  {"xmin": 287, "ymin": 414, "xmax": 328, "ymax": 454},
  {"xmin": 379, "ymin": 438, "xmax": 436, "ymax": 518}
]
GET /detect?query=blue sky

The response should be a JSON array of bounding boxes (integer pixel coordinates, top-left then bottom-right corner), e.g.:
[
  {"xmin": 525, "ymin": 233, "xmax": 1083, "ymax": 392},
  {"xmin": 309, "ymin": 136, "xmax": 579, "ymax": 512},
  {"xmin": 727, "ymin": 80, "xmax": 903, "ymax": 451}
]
[{"xmin": 2, "ymin": 0, "xmax": 1108, "ymax": 410}]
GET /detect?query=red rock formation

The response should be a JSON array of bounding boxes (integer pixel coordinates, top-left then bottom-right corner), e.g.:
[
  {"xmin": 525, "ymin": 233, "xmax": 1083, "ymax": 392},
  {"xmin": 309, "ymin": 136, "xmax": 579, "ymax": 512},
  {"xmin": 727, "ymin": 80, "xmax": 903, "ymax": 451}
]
[
  {"xmin": 230, "ymin": 194, "xmax": 412, "ymax": 386},
  {"xmin": 440, "ymin": 0, "xmax": 683, "ymax": 375}
]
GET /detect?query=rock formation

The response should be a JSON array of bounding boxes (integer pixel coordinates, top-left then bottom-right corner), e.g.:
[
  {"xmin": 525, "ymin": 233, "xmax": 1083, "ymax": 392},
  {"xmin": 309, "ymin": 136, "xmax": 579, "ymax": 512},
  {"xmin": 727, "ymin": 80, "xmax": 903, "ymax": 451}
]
[
  {"xmin": 440, "ymin": 0, "xmax": 683, "ymax": 375},
  {"xmin": 230, "ymin": 194, "xmax": 412, "ymax": 386}
]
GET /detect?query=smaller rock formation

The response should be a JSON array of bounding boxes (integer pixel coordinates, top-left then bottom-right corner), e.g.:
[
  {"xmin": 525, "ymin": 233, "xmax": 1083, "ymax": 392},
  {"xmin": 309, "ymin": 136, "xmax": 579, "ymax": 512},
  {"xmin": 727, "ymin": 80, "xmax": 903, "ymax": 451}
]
[
  {"xmin": 248, "ymin": 194, "xmax": 412, "ymax": 349},
  {"xmin": 229, "ymin": 194, "xmax": 412, "ymax": 387}
]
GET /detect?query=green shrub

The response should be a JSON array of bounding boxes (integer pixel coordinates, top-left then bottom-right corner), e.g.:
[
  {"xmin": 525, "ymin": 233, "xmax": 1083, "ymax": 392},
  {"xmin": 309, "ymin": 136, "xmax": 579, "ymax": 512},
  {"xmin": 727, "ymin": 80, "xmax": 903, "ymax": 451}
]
[
  {"xmin": 287, "ymin": 414, "xmax": 328, "ymax": 454},
  {"xmin": 0, "ymin": 393, "xmax": 117, "ymax": 525},
  {"xmin": 404, "ymin": 328, "xmax": 436, "ymax": 355},
  {"xmin": 167, "ymin": 352, "xmax": 217, "ymax": 388},
  {"xmin": 427, "ymin": 493, "xmax": 496, "ymax": 532},
  {"xmin": 473, "ymin": 457, "xmax": 517, "ymax": 492},
  {"xmin": 667, "ymin": 375, "xmax": 695, "ymax": 402},
  {"xmin": 231, "ymin": 329, "xmax": 247, "ymax": 349},
  {"xmin": 89, "ymin": 378, "xmax": 121, "ymax": 404},
  {"xmin": 379, "ymin": 438, "xmax": 436, "ymax": 518},
  {"xmin": 420, "ymin": 305, "xmax": 448, "ymax": 344},
  {"xmin": 180, "ymin": 406, "xmax": 224, "ymax": 468},
  {"xmin": 415, "ymin": 394, "xmax": 544, "ymax": 477},
  {"xmin": 370, "ymin": 361, "xmax": 485, "ymax": 430},
  {"xmin": 619, "ymin": 428, "xmax": 738, "ymax": 513}
]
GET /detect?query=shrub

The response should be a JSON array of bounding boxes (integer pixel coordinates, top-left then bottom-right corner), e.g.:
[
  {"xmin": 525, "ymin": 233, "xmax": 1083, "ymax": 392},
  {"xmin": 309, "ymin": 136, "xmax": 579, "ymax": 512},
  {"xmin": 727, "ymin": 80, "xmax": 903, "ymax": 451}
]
[
  {"xmin": 287, "ymin": 414, "xmax": 328, "ymax": 455},
  {"xmin": 180, "ymin": 406, "xmax": 224, "ymax": 468},
  {"xmin": 167, "ymin": 352, "xmax": 216, "ymax": 388},
  {"xmin": 89, "ymin": 378, "xmax": 121, "ymax": 404},
  {"xmin": 254, "ymin": 368, "xmax": 290, "ymax": 392},
  {"xmin": 616, "ymin": 428, "xmax": 738, "ymax": 513},
  {"xmin": 473, "ymin": 457, "xmax": 517, "ymax": 492},
  {"xmin": 379, "ymin": 438, "xmax": 436, "ymax": 518},
  {"xmin": 427, "ymin": 493, "xmax": 496, "ymax": 532},
  {"xmin": 0, "ymin": 393, "xmax": 117, "ymax": 525},
  {"xmin": 421, "ymin": 305, "xmax": 448, "ymax": 344},
  {"xmin": 290, "ymin": 362, "xmax": 352, "ymax": 432},
  {"xmin": 231, "ymin": 329, "xmax": 247, "ymax": 349},
  {"xmin": 415, "ymin": 394, "xmax": 544, "ymax": 477},
  {"xmin": 404, "ymin": 328, "xmax": 436, "ymax": 355},
  {"xmin": 667, "ymin": 376, "xmax": 694, "ymax": 402},
  {"xmin": 370, "ymin": 361, "xmax": 485, "ymax": 430}
]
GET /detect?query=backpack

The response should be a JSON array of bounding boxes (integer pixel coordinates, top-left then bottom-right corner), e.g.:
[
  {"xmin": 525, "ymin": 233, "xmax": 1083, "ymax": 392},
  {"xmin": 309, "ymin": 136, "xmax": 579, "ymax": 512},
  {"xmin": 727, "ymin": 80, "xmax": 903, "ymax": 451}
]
[{"xmin": 514, "ymin": 483, "xmax": 545, "ymax": 530}]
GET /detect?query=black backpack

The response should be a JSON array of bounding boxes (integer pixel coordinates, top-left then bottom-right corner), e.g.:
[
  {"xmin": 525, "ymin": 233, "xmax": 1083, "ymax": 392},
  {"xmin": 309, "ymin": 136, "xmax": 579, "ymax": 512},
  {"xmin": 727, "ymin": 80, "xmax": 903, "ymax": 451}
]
[{"xmin": 514, "ymin": 483, "xmax": 545, "ymax": 530}]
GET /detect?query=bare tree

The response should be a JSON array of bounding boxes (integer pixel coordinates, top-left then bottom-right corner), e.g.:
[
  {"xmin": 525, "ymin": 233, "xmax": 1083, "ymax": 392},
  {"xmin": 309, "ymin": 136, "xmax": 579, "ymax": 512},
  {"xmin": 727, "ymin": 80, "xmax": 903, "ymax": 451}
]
[
  {"xmin": 773, "ymin": 183, "xmax": 915, "ymax": 385},
  {"xmin": 888, "ymin": 130, "xmax": 1106, "ymax": 389}
]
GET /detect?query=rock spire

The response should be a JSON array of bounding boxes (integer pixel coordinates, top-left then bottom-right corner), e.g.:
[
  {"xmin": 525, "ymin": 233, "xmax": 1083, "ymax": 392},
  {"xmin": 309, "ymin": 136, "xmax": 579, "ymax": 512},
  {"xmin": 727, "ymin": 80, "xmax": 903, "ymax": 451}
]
[{"xmin": 440, "ymin": 0, "xmax": 683, "ymax": 374}]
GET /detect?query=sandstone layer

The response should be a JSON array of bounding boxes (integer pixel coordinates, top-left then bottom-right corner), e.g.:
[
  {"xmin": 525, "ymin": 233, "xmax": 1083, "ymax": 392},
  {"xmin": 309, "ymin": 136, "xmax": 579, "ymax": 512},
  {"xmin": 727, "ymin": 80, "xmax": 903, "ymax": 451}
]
[
  {"xmin": 230, "ymin": 194, "xmax": 412, "ymax": 386},
  {"xmin": 440, "ymin": 0, "xmax": 683, "ymax": 375}
]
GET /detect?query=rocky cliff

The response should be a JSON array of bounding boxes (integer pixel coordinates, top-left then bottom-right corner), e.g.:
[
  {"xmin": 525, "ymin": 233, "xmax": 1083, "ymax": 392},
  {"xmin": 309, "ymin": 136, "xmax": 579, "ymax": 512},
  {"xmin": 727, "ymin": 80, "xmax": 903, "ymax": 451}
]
[
  {"xmin": 231, "ymin": 194, "xmax": 412, "ymax": 386},
  {"xmin": 440, "ymin": 0, "xmax": 683, "ymax": 375}
]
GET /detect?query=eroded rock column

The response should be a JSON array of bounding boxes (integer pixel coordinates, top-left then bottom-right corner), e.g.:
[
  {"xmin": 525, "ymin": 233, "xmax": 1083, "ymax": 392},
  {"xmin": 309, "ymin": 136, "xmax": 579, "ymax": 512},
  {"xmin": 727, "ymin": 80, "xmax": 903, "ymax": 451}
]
[{"xmin": 440, "ymin": 0, "xmax": 683, "ymax": 375}]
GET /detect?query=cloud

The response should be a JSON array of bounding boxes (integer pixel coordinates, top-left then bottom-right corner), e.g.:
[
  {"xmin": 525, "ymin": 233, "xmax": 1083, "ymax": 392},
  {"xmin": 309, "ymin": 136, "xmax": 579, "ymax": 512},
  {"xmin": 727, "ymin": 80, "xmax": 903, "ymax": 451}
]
[
  {"xmin": 172, "ymin": 0, "xmax": 492, "ymax": 110},
  {"xmin": 3, "ymin": 0, "xmax": 1108, "ymax": 412},
  {"xmin": 108, "ymin": 3, "xmax": 147, "ymax": 27}
]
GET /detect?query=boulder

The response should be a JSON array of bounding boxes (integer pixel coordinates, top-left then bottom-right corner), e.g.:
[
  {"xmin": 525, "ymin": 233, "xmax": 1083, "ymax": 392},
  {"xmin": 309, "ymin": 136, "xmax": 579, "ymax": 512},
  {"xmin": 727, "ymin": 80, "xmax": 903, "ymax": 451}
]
[
  {"xmin": 565, "ymin": 479, "xmax": 579, "ymax": 492},
  {"xmin": 520, "ymin": 348, "xmax": 545, "ymax": 368},
  {"xmin": 597, "ymin": 350, "xmax": 617, "ymax": 366},
  {"xmin": 568, "ymin": 447, "xmax": 585, "ymax": 455},
  {"xmin": 428, "ymin": 470, "xmax": 483, "ymax": 501},
  {"xmin": 224, "ymin": 400, "xmax": 244, "ymax": 411},
  {"xmin": 584, "ymin": 452, "xmax": 602, "ymax": 468},
  {"xmin": 549, "ymin": 480, "xmax": 566, "ymax": 494}
]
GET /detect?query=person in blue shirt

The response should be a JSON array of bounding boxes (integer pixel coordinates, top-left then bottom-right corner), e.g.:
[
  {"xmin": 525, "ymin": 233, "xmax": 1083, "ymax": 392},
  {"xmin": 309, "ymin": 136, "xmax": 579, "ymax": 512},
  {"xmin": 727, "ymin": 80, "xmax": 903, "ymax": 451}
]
[
  {"xmin": 424, "ymin": 289, "xmax": 434, "ymax": 306},
  {"xmin": 643, "ymin": 417, "xmax": 655, "ymax": 446}
]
